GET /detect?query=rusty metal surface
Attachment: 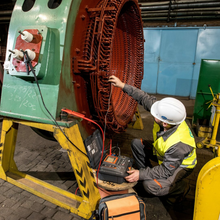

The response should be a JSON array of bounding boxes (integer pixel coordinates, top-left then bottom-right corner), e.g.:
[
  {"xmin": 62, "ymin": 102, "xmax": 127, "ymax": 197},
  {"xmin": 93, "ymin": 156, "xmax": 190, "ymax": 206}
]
[{"xmin": 72, "ymin": 0, "xmax": 144, "ymax": 134}]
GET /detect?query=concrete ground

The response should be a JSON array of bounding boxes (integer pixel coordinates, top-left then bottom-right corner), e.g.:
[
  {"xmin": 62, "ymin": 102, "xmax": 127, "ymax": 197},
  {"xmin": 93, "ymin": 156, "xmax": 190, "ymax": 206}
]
[{"xmin": 0, "ymin": 95, "xmax": 216, "ymax": 220}]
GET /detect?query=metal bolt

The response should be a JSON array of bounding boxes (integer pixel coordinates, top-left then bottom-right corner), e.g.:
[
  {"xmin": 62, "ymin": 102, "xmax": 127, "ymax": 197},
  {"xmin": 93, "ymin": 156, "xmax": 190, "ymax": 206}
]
[
  {"xmin": 75, "ymin": 48, "xmax": 80, "ymax": 54},
  {"xmin": 18, "ymin": 31, "xmax": 25, "ymax": 36},
  {"xmin": 8, "ymin": 49, "xmax": 15, "ymax": 54},
  {"xmin": 81, "ymin": 14, "xmax": 86, "ymax": 20}
]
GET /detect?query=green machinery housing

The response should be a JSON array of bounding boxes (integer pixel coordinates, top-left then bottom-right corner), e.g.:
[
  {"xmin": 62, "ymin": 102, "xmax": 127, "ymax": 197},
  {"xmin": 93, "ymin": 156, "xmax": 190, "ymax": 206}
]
[{"xmin": 0, "ymin": 0, "xmax": 144, "ymax": 219}]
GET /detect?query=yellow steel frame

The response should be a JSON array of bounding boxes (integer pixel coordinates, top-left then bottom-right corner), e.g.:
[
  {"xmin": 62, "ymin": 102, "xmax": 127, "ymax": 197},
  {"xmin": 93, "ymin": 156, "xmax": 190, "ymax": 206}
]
[
  {"xmin": 0, "ymin": 118, "xmax": 100, "ymax": 219},
  {"xmin": 193, "ymin": 156, "xmax": 220, "ymax": 220},
  {"xmin": 196, "ymin": 93, "xmax": 220, "ymax": 153}
]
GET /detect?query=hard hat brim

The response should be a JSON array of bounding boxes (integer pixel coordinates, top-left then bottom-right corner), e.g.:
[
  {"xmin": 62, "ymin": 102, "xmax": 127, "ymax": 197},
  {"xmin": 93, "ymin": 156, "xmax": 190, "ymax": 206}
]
[
  {"xmin": 150, "ymin": 101, "xmax": 160, "ymax": 120},
  {"xmin": 150, "ymin": 100, "xmax": 186, "ymax": 125}
]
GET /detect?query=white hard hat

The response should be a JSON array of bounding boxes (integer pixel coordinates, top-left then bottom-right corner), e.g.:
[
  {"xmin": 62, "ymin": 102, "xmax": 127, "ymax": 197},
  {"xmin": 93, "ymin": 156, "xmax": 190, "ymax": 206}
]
[{"xmin": 150, "ymin": 97, "xmax": 186, "ymax": 125}]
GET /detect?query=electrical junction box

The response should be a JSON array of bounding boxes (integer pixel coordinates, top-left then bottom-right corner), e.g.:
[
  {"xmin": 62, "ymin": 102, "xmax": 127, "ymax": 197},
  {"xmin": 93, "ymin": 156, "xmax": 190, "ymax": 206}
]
[{"xmin": 7, "ymin": 26, "xmax": 51, "ymax": 79}]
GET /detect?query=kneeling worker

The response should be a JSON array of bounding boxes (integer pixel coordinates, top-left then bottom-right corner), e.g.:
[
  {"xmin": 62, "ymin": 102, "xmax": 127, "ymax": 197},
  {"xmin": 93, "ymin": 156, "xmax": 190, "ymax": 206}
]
[{"xmin": 108, "ymin": 75, "xmax": 197, "ymax": 204}]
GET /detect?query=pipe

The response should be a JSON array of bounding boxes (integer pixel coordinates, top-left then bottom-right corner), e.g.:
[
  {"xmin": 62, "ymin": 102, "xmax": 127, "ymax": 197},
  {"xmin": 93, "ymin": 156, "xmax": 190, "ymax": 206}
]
[
  {"xmin": 141, "ymin": 7, "xmax": 220, "ymax": 13},
  {"xmin": 141, "ymin": 11, "xmax": 220, "ymax": 18},
  {"xmin": 139, "ymin": 1, "xmax": 220, "ymax": 6},
  {"xmin": 0, "ymin": 17, "xmax": 11, "ymax": 21},
  {"xmin": 142, "ymin": 15, "xmax": 220, "ymax": 21},
  {"xmin": 0, "ymin": 10, "xmax": 12, "ymax": 15},
  {"xmin": 141, "ymin": 2, "xmax": 220, "ymax": 11},
  {"xmin": 140, "ymin": 0, "xmax": 220, "ymax": 7}
]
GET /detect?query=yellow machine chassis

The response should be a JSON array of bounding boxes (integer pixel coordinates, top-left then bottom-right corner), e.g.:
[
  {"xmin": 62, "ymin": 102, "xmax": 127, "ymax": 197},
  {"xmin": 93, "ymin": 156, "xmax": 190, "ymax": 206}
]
[
  {"xmin": 196, "ymin": 93, "xmax": 220, "ymax": 153},
  {"xmin": 0, "ymin": 118, "xmax": 100, "ymax": 219},
  {"xmin": 194, "ymin": 156, "xmax": 220, "ymax": 219}
]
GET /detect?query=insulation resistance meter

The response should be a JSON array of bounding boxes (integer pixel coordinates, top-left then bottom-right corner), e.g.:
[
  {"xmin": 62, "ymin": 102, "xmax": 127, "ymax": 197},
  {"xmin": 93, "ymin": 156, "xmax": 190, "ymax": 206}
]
[{"xmin": 98, "ymin": 155, "xmax": 133, "ymax": 184}]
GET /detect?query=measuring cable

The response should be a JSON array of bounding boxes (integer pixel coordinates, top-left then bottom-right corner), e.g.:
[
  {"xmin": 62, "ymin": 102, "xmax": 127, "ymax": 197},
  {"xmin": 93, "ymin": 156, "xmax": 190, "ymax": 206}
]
[
  {"xmin": 22, "ymin": 50, "xmax": 89, "ymax": 158},
  {"xmin": 23, "ymin": 50, "xmax": 116, "ymax": 189}
]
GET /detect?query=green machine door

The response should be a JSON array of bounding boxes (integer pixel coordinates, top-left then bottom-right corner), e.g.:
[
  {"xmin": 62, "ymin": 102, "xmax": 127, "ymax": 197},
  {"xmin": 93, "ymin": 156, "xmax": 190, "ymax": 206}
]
[{"xmin": 193, "ymin": 59, "xmax": 220, "ymax": 126}]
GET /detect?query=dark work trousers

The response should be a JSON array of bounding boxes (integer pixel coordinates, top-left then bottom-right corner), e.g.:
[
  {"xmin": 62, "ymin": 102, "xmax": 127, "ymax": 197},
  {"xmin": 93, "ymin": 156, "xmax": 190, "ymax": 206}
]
[{"xmin": 131, "ymin": 139, "xmax": 193, "ymax": 197}]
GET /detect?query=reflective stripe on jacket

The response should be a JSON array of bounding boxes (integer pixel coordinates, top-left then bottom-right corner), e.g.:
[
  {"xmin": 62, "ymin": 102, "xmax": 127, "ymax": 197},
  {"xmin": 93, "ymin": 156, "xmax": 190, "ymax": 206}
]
[{"xmin": 153, "ymin": 121, "xmax": 197, "ymax": 169}]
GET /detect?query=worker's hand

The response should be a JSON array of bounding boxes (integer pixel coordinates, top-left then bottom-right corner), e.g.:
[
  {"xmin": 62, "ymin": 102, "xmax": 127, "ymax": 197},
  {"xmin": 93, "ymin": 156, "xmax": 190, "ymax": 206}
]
[
  {"xmin": 125, "ymin": 169, "xmax": 139, "ymax": 182},
  {"xmin": 108, "ymin": 75, "xmax": 125, "ymax": 89}
]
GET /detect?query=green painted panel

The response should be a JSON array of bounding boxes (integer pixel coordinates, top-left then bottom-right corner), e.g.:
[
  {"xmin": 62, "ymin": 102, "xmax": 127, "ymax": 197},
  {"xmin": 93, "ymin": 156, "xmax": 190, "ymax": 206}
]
[
  {"xmin": 0, "ymin": 0, "xmax": 81, "ymax": 126},
  {"xmin": 193, "ymin": 59, "xmax": 220, "ymax": 125}
]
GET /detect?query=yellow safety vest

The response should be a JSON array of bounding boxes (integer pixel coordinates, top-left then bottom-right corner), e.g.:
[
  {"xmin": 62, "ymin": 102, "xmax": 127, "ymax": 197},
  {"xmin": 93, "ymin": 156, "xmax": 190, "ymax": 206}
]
[{"xmin": 152, "ymin": 121, "xmax": 197, "ymax": 169}]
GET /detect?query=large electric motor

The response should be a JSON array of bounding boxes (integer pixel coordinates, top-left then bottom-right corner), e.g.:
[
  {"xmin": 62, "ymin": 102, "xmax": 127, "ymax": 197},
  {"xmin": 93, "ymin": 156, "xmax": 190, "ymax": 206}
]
[
  {"xmin": 72, "ymin": 0, "xmax": 144, "ymax": 133},
  {"xmin": 0, "ymin": 0, "xmax": 144, "ymax": 137}
]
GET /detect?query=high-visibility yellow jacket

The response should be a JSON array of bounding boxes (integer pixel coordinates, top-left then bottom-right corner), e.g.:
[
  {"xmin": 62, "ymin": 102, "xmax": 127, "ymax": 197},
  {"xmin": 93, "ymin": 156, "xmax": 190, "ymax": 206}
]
[
  {"xmin": 153, "ymin": 121, "xmax": 197, "ymax": 169},
  {"xmin": 122, "ymin": 84, "xmax": 197, "ymax": 180}
]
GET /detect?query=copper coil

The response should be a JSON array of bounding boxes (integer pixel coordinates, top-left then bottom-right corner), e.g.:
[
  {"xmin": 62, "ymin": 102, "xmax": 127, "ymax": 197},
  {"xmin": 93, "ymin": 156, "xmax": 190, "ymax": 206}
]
[{"xmin": 75, "ymin": 0, "xmax": 144, "ymax": 133}]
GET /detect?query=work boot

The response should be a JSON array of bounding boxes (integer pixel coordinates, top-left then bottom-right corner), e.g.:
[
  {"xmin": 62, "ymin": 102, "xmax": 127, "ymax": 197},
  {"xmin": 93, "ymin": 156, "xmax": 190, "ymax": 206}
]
[{"xmin": 166, "ymin": 183, "xmax": 190, "ymax": 205}]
